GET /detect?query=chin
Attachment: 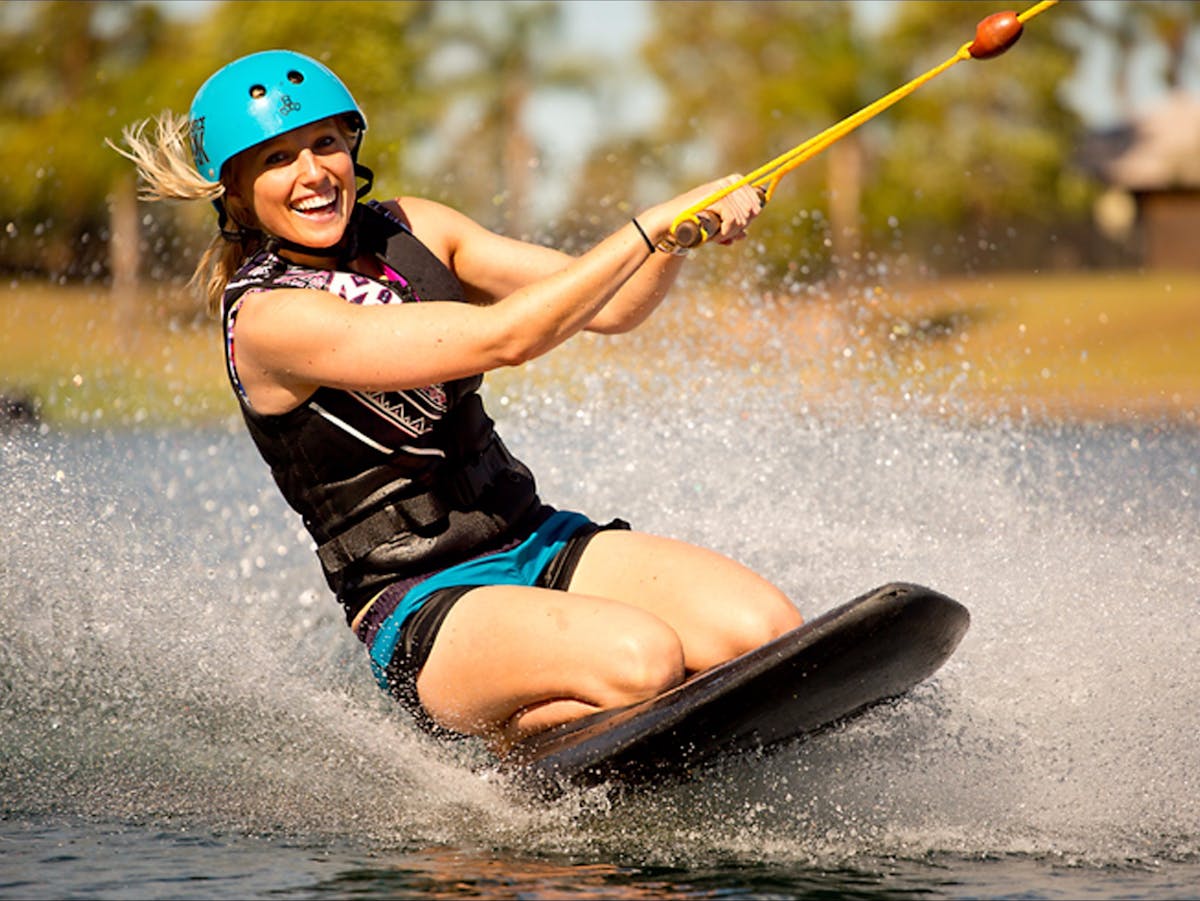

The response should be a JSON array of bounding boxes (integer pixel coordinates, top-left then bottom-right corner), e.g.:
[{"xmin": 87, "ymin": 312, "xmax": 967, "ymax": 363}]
[{"xmin": 288, "ymin": 218, "xmax": 347, "ymax": 249}]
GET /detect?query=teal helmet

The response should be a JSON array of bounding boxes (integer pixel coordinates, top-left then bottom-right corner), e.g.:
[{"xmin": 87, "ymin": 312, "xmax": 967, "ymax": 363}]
[{"xmin": 189, "ymin": 49, "xmax": 366, "ymax": 184}]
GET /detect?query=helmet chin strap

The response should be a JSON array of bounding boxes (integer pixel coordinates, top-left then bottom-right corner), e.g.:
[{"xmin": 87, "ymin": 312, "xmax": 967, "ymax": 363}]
[
  {"xmin": 217, "ymin": 162, "xmax": 376, "ymax": 264},
  {"xmin": 354, "ymin": 161, "xmax": 374, "ymax": 199}
]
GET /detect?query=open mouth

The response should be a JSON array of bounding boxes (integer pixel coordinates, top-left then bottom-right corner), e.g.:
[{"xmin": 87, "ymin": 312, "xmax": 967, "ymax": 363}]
[{"xmin": 291, "ymin": 188, "xmax": 339, "ymax": 217}]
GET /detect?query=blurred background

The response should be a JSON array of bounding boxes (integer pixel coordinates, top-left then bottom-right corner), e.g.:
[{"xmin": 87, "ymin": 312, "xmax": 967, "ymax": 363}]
[{"xmin": 1, "ymin": 0, "xmax": 1198, "ymax": 427}]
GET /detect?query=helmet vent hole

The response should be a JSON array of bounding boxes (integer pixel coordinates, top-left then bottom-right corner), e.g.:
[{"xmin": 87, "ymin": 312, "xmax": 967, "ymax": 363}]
[
  {"xmin": 287, "ymin": 70, "xmax": 304, "ymax": 84},
  {"xmin": 249, "ymin": 84, "xmax": 266, "ymax": 99}
]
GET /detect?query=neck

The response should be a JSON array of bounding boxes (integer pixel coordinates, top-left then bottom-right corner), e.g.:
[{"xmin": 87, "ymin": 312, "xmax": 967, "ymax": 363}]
[{"xmin": 275, "ymin": 239, "xmax": 347, "ymax": 268}]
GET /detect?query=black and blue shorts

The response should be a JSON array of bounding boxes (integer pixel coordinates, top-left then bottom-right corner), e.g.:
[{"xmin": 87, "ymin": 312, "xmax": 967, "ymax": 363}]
[{"xmin": 358, "ymin": 509, "xmax": 629, "ymax": 734}]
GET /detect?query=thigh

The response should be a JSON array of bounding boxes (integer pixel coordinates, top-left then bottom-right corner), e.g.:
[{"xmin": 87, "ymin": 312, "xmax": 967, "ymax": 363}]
[
  {"xmin": 566, "ymin": 530, "xmax": 803, "ymax": 671},
  {"xmin": 415, "ymin": 584, "xmax": 686, "ymax": 744}
]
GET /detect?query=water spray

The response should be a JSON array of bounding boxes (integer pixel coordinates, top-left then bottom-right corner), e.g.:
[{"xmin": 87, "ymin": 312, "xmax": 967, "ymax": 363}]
[{"xmin": 664, "ymin": 1, "xmax": 1060, "ymax": 251}]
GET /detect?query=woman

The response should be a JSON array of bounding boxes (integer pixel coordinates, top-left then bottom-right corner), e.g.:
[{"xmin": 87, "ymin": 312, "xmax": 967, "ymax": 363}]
[{"xmin": 116, "ymin": 50, "xmax": 802, "ymax": 755}]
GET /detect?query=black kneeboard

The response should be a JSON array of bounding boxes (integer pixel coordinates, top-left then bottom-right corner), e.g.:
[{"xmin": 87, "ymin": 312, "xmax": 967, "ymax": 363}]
[{"xmin": 504, "ymin": 582, "xmax": 969, "ymax": 796}]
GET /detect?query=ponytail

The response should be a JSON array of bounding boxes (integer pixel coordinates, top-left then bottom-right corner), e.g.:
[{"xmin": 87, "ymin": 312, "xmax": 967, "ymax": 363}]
[{"xmin": 108, "ymin": 111, "xmax": 257, "ymax": 318}]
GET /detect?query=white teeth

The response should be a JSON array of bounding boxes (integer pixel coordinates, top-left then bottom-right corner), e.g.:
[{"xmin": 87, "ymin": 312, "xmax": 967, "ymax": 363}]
[{"xmin": 293, "ymin": 190, "xmax": 336, "ymax": 212}]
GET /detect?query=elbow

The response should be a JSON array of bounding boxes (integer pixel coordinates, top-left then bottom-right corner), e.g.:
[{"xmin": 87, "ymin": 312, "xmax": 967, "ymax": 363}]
[
  {"xmin": 493, "ymin": 343, "xmax": 537, "ymax": 368},
  {"xmin": 586, "ymin": 312, "xmax": 642, "ymax": 336},
  {"xmin": 489, "ymin": 329, "xmax": 547, "ymax": 368}
]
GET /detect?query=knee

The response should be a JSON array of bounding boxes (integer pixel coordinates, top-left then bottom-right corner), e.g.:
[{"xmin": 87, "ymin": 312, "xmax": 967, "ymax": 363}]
[
  {"xmin": 722, "ymin": 590, "xmax": 803, "ymax": 657},
  {"xmin": 605, "ymin": 626, "xmax": 686, "ymax": 704}
]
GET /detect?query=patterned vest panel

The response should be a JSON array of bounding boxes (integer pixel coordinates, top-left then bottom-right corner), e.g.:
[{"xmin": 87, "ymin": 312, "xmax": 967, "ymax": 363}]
[{"xmin": 221, "ymin": 202, "xmax": 543, "ymax": 620}]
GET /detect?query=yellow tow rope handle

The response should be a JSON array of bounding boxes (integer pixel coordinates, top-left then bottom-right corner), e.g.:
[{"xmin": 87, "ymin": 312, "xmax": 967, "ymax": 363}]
[{"xmin": 666, "ymin": 0, "xmax": 1060, "ymax": 251}]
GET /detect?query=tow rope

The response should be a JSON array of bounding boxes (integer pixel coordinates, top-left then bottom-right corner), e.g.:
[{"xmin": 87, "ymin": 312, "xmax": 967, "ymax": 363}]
[{"xmin": 663, "ymin": 1, "xmax": 1061, "ymax": 251}]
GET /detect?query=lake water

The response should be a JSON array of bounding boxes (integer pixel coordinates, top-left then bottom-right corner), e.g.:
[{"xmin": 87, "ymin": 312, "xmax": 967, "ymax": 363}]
[{"xmin": 2, "ymin": 352, "xmax": 1198, "ymax": 899}]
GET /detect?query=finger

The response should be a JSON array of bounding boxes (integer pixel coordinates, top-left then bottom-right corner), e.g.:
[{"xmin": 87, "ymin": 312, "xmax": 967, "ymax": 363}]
[{"xmin": 718, "ymin": 187, "xmax": 760, "ymax": 238}]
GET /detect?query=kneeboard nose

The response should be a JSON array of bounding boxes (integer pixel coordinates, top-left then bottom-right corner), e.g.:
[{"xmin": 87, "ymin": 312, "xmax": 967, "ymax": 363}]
[{"xmin": 504, "ymin": 581, "xmax": 970, "ymax": 797}]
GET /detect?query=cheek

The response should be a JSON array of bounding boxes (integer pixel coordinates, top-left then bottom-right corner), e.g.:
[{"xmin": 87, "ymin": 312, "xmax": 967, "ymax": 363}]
[
  {"xmin": 242, "ymin": 170, "xmax": 290, "ymax": 226},
  {"xmin": 330, "ymin": 152, "xmax": 356, "ymax": 189}
]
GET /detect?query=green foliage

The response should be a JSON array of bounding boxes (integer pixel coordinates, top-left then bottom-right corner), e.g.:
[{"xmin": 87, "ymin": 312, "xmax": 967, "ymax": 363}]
[
  {"xmin": 0, "ymin": 1, "xmax": 184, "ymax": 278},
  {"xmin": 0, "ymin": 0, "xmax": 438, "ymax": 281},
  {"xmin": 636, "ymin": 0, "xmax": 1091, "ymax": 276},
  {"xmin": 0, "ymin": 0, "xmax": 1196, "ymax": 285},
  {"xmin": 639, "ymin": 2, "xmax": 865, "ymax": 185},
  {"xmin": 873, "ymin": 2, "xmax": 1083, "ymax": 220},
  {"xmin": 410, "ymin": 0, "xmax": 584, "ymax": 232}
]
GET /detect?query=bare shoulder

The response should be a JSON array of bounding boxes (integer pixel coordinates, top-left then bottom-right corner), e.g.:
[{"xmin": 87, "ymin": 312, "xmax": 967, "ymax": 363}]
[
  {"xmin": 389, "ymin": 195, "xmax": 475, "ymax": 228},
  {"xmin": 379, "ymin": 196, "xmax": 566, "ymax": 301},
  {"xmin": 232, "ymin": 286, "xmax": 350, "ymax": 350},
  {"xmin": 378, "ymin": 196, "xmax": 482, "ymax": 259},
  {"xmin": 226, "ymin": 287, "xmax": 358, "ymax": 413}
]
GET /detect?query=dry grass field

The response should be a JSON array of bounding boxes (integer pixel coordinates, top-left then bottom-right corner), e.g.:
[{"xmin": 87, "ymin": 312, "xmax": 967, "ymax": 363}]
[
  {"xmin": 802, "ymin": 269, "xmax": 1200, "ymax": 423},
  {"xmin": 0, "ymin": 281, "xmax": 232, "ymax": 427},
  {"xmin": 2, "ymin": 269, "xmax": 1197, "ymax": 428}
]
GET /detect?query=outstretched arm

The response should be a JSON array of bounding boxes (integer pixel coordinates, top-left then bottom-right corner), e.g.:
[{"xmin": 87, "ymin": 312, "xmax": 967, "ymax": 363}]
[
  {"xmin": 401, "ymin": 175, "xmax": 762, "ymax": 334},
  {"xmin": 228, "ymin": 178, "xmax": 763, "ymax": 414}
]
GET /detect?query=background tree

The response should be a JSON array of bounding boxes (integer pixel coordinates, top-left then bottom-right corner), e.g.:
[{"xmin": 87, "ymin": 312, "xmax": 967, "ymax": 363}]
[
  {"xmin": 0, "ymin": 1, "xmax": 174, "ymax": 280},
  {"xmin": 414, "ymin": 1, "xmax": 600, "ymax": 237},
  {"xmin": 1059, "ymin": 0, "xmax": 1200, "ymax": 117},
  {"xmin": 634, "ymin": 1, "xmax": 894, "ymax": 274},
  {"xmin": 868, "ymin": 0, "xmax": 1085, "ymax": 273},
  {"xmin": 630, "ymin": 0, "xmax": 1086, "ymax": 278},
  {"xmin": 2, "ymin": 0, "xmax": 1200, "ymax": 301}
]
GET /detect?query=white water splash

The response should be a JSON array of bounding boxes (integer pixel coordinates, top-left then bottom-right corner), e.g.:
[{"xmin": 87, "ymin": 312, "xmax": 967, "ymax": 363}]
[{"xmin": 1, "ymin": 351, "xmax": 1197, "ymax": 867}]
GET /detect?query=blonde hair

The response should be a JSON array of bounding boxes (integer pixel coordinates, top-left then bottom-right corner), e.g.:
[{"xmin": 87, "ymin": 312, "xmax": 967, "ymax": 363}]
[{"xmin": 108, "ymin": 111, "xmax": 261, "ymax": 318}]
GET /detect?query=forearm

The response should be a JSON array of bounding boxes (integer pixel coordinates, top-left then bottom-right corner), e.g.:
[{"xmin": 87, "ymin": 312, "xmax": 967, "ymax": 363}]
[
  {"xmin": 585, "ymin": 248, "xmax": 687, "ymax": 334},
  {"xmin": 582, "ymin": 200, "xmax": 702, "ymax": 334},
  {"xmin": 489, "ymin": 220, "xmax": 658, "ymax": 362},
  {"xmin": 233, "ymin": 220, "xmax": 657, "ymax": 398}
]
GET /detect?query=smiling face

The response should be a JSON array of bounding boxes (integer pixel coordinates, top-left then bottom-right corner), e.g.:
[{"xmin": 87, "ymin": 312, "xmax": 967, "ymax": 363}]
[{"xmin": 227, "ymin": 116, "xmax": 358, "ymax": 262}]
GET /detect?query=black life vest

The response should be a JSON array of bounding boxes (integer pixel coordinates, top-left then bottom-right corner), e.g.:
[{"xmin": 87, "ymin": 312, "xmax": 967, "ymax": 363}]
[{"xmin": 221, "ymin": 201, "xmax": 545, "ymax": 623}]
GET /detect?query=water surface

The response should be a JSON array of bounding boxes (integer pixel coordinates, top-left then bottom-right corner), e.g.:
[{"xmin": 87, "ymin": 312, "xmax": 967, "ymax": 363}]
[{"xmin": 2, "ymin": 372, "xmax": 1197, "ymax": 899}]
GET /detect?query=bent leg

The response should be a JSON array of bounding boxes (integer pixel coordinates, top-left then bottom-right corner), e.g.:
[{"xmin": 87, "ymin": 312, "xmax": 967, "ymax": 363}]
[
  {"xmin": 566, "ymin": 530, "xmax": 803, "ymax": 672},
  {"xmin": 416, "ymin": 584, "xmax": 686, "ymax": 751}
]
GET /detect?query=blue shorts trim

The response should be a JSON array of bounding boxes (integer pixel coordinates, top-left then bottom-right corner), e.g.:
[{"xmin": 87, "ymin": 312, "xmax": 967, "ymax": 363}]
[{"xmin": 367, "ymin": 509, "xmax": 592, "ymax": 689}]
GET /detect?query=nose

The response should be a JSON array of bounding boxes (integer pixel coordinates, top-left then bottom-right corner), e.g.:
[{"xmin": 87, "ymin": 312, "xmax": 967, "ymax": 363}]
[{"xmin": 295, "ymin": 148, "xmax": 322, "ymax": 178}]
